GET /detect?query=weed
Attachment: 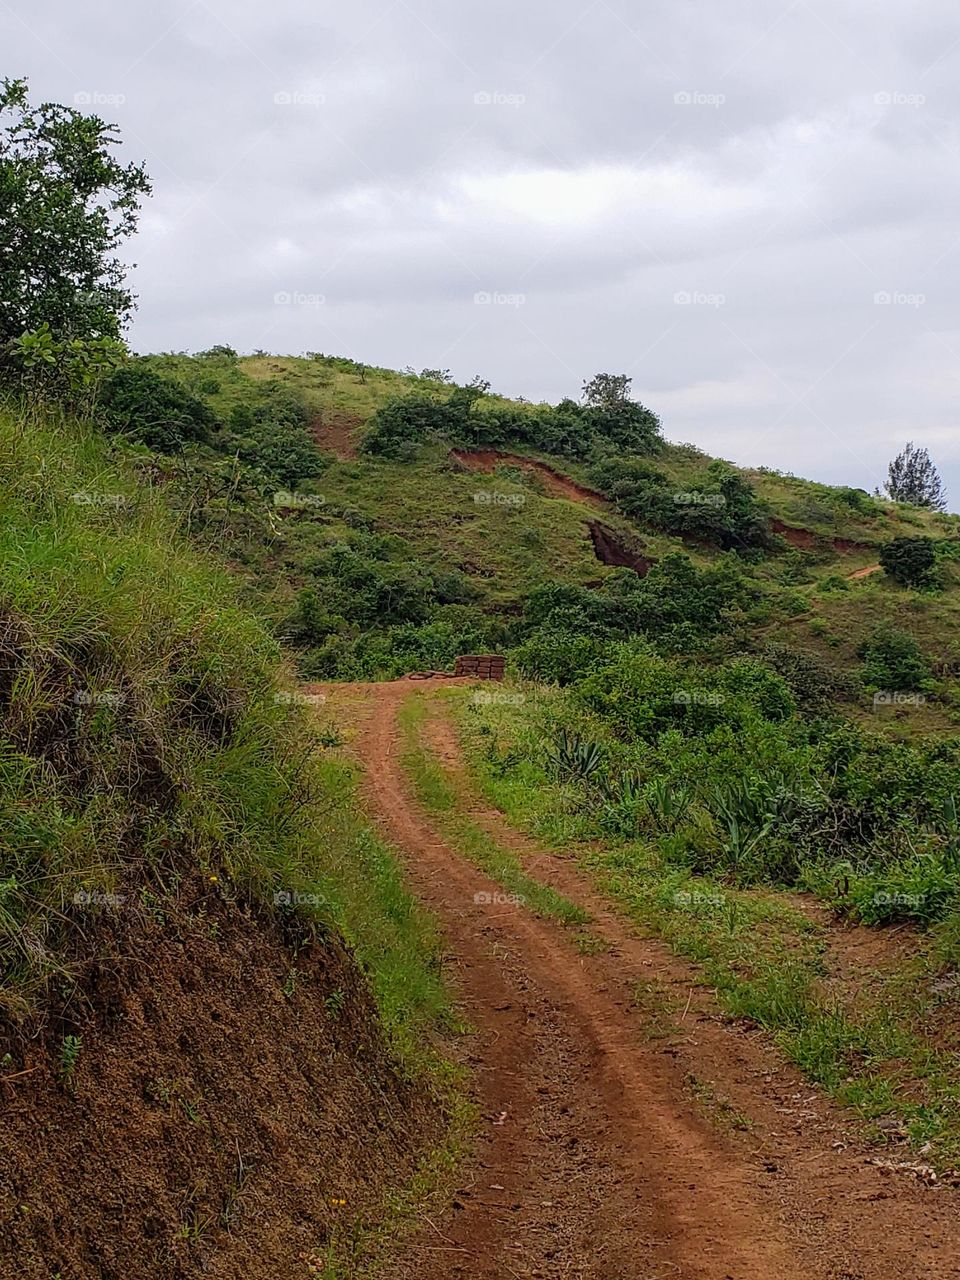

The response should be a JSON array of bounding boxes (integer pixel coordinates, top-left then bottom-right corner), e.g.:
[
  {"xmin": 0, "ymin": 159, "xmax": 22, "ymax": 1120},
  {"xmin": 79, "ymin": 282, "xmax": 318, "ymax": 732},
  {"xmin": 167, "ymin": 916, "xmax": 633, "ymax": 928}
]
[
  {"xmin": 57, "ymin": 1035, "xmax": 82, "ymax": 1084},
  {"xmin": 324, "ymin": 988, "xmax": 346, "ymax": 1019}
]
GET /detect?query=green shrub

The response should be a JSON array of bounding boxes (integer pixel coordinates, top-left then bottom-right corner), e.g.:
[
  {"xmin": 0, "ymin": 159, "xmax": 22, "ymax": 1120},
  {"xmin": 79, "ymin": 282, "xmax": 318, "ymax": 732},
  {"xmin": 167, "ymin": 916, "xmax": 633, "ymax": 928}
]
[
  {"xmin": 98, "ymin": 363, "xmax": 218, "ymax": 451},
  {"xmin": 858, "ymin": 624, "xmax": 933, "ymax": 693},
  {"xmin": 842, "ymin": 848, "xmax": 960, "ymax": 926},
  {"xmin": 227, "ymin": 401, "xmax": 323, "ymax": 485},
  {"xmin": 835, "ymin": 486, "xmax": 882, "ymax": 514},
  {"xmin": 302, "ymin": 614, "xmax": 496, "ymax": 680},
  {"xmin": 360, "ymin": 393, "xmax": 457, "ymax": 457},
  {"xmin": 761, "ymin": 643, "xmax": 858, "ymax": 712},
  {"xmin": 362, "ymin": 376, "xmax": 663, "ymax": 461},
  {"xmin": 514, "ymin": 628, "xmax": 609, "ymax": 686},
  {"xmin": 879, "ymin": 536, "xmax": 939, "ymax": 589},
  {"xmin": 588, "ymin": 457, "xmax": 772, "ymax": 551},
  {"xmin": 717, "ymin": 658, "xmax": 795, "ymax": 721}
]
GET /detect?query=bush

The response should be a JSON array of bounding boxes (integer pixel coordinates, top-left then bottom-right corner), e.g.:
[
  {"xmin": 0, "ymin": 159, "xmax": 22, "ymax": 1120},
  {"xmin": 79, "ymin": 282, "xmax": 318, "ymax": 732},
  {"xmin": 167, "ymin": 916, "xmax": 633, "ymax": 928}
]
[
  {"xmin": 588, "ymin": 457, "xmax": 772, "ymax": 551},
  {"xmin": 362, "ymin": 377, "xmax": 664, "ymax": 461},
  {"xmin": 360, "ymin": 394, "xmax": 457, "ymax": 457},
  {"xmin": 301, "ymin": 614, "xmax": 497, "ymax": 680},
  {"xmin": 98, "ymin": 364, "xmax": 218, "ymax": 451},
  {"xmin": 717, "ymin": 658, "xmax": 795, "ymax": 722},
  {"xmin": 283, "ymin": 544, "xmax": 481, "ymax": 654},
  {"xmin": 227, "ymin": 402, "xmax": 323, "ymax": 485},
  {"xmin": 858, "ymin": 625, "xmax": 933, "ymax": 693},
  {"xmin": 513, "ymin": 628, "xmax": 609, "ymax": 686},
  {"xmin": 761, "ymin": 643, "xmax": 858, "ymax": 712},
  {"xmin": 879, "ymin": 536, "xmax": 940, "ymax": 589},
  {"xmin": 844, "ymin": 849, "xmax": 960, "ymax": 926}
]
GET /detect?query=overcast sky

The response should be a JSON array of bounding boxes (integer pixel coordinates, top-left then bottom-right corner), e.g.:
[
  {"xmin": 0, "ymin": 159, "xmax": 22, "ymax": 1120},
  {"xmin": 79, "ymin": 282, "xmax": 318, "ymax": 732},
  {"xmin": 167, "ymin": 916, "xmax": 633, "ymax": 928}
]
[{"xmin": 5, "ymin": 0, "xmax": 960, "ymax": 503}]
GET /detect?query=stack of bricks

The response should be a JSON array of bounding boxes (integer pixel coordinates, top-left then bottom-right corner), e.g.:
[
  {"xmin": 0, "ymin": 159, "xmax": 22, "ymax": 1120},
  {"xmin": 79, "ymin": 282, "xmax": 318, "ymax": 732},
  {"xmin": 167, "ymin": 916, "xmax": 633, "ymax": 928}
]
[{"xmin": 454, "ymin": 654, "xmax": 506, "ymax": 681}]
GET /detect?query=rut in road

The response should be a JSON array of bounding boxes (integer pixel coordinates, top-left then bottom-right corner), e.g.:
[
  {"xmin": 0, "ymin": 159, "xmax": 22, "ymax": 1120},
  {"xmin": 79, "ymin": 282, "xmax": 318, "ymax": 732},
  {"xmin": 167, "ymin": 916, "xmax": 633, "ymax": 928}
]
[{"xmin": 315, "ymin": 679, "xmax": 960, "ymax": 1280}]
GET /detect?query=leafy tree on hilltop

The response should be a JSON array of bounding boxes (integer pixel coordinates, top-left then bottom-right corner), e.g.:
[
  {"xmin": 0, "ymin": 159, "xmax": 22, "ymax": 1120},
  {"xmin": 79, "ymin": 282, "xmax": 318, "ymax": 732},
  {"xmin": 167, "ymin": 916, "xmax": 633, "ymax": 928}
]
[
  {"xmin": 884, "ymin": 442, "xmax": 946, "ymax": 510},
  {"xmin": 582, "ymin": 371, "xmax": 662, "ymax": 453},
  {"xmin": 582, "ymin": 372, "xmax": 632, "ymax": 409},
  {"xmin": 0, "ymin": 77, "xmax": 150, "ymax": 344}
]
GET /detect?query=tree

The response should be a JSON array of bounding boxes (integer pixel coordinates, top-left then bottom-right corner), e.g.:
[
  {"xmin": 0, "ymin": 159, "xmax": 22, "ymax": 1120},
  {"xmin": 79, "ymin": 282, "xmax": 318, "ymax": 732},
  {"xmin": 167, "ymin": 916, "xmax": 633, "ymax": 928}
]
[
  {"xmin": 879, "ymin": 536, "xmax": 939, "ymax": 589},
  {"xmin": 581, "ymin": 372, "xmax": 662, "ymax": 454},
  {"xmin": 582, "ymin": 372, "xmax": 632, "ymax": 409},
  {"xmin": 0, "ymin": 77, "xmax": 151, "ymax": 345},
  {"xmin": 884, "ymin": 442, "xmax": 946, "ymax": 510}
]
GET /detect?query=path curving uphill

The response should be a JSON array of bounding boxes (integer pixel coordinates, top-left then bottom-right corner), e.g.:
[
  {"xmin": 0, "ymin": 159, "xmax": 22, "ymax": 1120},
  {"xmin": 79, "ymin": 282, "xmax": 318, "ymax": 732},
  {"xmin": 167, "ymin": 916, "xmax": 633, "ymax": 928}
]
[
  {"xmin": 309, "ymin": 686, "xmax": 960, "ymax": 1280},
  {"xmin": 312, "ymin": 679, "xmax": 960, "ymax": 1280},
  {"xmin": 449, "ymin": 448, "xmax": 608, "ymax": 505}
]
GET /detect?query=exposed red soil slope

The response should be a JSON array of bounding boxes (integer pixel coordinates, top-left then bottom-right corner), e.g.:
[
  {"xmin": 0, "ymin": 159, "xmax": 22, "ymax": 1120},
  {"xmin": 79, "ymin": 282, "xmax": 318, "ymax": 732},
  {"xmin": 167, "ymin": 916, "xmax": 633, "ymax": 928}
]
[
  {"xmin": 772, "ymin": 518, "xmax": 874, "ymax": 556},
  {"xmin": 0, "ymin": 884, "xmax": 439, "ymax": 1280},
  {"xmin": 310, "ymin": 410, "xmax": 362, "ymax": 458},
  {"xmin": 450, "ymin": 449, "xmax": 607, "ymax": 505},
  {"xmin": 587, "ymin": 520, "xmax": 654, "ymax": 576}
]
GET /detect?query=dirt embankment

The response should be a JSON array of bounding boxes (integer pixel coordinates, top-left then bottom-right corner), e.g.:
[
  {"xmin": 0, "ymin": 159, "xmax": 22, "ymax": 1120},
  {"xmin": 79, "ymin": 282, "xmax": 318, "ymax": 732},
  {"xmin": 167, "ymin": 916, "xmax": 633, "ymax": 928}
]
[
  {"xmin": 311, "ymin": 410, "xmax": 362, "ymax": 458},
  {"xmin": 587, "ymin": 520, "xmax": 654, "ymax": 576},
  {"xmin": 772, "ymin": 518, "xmax": 874, "ymax": 557},
  {"xmin": 325, "ymin": 679, "xmax": 960, "ymax": 1280},
  {"xmin": 450, "ymin": 449, "xmax": 607, "ymax": 505},
  {"xmin": 0, "ymin": 888, "xmax": 439, "ymax": 1280}
]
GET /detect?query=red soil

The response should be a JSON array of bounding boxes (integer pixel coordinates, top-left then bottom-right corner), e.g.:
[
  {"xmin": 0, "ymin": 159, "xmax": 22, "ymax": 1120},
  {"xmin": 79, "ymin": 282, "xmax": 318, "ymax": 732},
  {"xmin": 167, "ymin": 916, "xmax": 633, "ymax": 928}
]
[{"xmin": 450, "ymin": 449, "xmax": 607, "ymax": 505}]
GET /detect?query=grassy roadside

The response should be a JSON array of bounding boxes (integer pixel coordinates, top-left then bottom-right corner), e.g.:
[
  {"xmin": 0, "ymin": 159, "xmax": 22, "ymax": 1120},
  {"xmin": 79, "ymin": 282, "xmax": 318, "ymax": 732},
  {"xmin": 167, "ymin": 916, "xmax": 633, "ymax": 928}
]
[
  {"xmin": 440, "ymin": 684, "xmax": 960, "ymax": 1167},
  {"xmin": 0, "ymin": 402, "xmax": 453, "ymax": 1067},
  {"xmin": 0, "ymin": 403, "xmax": 476, "ymax": 1277},
  {"xmin": 311, "ymin": 1085, "xmax": 476, "ymax": 1280}
]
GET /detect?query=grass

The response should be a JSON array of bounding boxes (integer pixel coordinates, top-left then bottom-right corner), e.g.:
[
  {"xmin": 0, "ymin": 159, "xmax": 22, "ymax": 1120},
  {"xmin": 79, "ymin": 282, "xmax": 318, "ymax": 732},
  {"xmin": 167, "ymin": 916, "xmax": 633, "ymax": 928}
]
[
  {"xmin": 684, "ymin": 1074, "xmax": 753, "ymax": 1133},
  {"xmin": 450, "ymin": 683, "xmax": 960, "ymax": 1166},
  {"xmin": 314, "ymin": 1085, "xmax": 477, "ymax": 1279},
  {"xmin": 397, "ymin": 693, "xmax": 589, "ymax": 929},
  {"xmin": 0, "ymin": 400, "xmax": 451, "ymax": 1067}
]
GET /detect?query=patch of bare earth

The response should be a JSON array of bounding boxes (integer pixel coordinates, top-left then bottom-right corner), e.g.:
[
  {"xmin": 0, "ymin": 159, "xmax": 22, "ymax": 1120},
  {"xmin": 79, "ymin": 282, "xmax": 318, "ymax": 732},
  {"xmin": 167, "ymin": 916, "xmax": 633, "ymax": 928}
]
[
  {"xmin": 311, "ymin": 410, "xmax": 362, "ymax": 458},
  {"xmin": 0, "ymin": 884, "xmax": 440, "ymax": 1279},
  {"xmin": 587, "ymin": 520, "xmax": 654, "ymax": 576}
]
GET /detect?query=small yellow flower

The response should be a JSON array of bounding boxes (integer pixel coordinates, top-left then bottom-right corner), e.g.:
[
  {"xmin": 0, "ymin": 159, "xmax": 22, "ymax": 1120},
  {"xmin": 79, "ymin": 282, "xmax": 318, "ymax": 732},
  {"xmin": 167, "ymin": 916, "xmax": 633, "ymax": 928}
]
[{"xmin": 208, "ymin": 875, "xmax": 218, "ymax": 883}]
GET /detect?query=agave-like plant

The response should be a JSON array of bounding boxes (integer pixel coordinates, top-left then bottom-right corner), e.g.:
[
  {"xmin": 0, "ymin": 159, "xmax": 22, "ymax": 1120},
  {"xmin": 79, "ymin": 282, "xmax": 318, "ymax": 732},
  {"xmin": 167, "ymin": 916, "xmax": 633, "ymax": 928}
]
[
  {"xmin": 547, "ymin": 728, "xmax": 604, "ymax": 782},
  {"xmin": 643, "ymin": 777, "xmax": 692, "ymax": 830}
]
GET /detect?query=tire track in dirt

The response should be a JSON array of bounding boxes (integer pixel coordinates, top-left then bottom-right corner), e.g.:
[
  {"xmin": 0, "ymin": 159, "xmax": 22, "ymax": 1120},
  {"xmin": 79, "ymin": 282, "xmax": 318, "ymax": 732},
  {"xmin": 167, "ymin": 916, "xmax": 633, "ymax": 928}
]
[
  {"xmin": 324, "ymin": 680, "xmax": 817, "ymax": 1279},
  {"xmin": 415, "ymin": 703, "xmax": 960, "ymax": 1279}
]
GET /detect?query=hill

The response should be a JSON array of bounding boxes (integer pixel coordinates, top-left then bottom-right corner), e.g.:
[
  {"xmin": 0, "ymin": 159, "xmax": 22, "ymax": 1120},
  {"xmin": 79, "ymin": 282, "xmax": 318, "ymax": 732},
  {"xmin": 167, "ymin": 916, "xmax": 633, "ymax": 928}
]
[
  {"xmin": 112, "ymin": 349, "xmax": 959, "ymax": 735},
  {"xmin": 4, "ymin": 353, "xmax": 960, "ymax": 1274}
]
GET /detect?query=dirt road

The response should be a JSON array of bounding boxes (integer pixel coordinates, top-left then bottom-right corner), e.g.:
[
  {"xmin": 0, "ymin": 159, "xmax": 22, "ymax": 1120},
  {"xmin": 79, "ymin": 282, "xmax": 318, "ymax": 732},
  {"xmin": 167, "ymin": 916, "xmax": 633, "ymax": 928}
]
[{"xmin": 316, "ymin": 679, "xmax": 960, "ymax": 1280}]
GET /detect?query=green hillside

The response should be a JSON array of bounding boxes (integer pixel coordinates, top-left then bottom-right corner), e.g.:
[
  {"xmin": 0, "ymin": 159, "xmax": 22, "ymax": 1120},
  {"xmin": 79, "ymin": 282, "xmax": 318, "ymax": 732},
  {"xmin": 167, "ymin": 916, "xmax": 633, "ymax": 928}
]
[{"xmin": 115, "ymin": 349, "xmax": 959, "ymax": 734}]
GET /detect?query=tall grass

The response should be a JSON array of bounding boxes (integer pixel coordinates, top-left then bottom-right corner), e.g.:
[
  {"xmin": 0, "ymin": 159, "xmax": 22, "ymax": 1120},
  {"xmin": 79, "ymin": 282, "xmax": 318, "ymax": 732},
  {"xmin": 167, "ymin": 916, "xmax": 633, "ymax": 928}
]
[{"xmin": 0, "ymin": 402, "xmax": 449, "ymax": 1060}]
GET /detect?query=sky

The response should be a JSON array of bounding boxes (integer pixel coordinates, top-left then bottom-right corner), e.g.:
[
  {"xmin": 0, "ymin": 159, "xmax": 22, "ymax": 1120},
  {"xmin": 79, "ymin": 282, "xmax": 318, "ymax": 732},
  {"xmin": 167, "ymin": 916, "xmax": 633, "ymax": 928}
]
[{"xmin": 4, "ymin": 0, "xmax": 960, "ymax": 504}]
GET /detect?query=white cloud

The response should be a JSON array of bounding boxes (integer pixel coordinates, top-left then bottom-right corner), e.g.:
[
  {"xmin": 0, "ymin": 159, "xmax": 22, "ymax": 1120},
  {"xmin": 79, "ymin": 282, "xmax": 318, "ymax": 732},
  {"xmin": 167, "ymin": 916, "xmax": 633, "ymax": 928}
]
[{"xmin": 3, "ymin": 0, "xmax": 958, "ymax": 505}]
